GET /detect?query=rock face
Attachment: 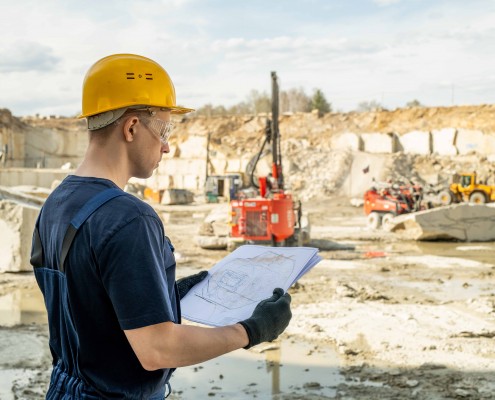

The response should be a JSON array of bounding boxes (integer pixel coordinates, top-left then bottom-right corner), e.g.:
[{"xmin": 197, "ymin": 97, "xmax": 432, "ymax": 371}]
[
  {"xmin": 3, "ymin": 105, "xmax": 495, "ymax": 202},
  {"xmin": 391, "ymin": 203, "xmax": 495, "ymax": 241}
]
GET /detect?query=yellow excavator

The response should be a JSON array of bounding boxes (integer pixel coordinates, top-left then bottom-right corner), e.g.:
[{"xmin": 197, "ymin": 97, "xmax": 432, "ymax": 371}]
[{"xmin": 438, "ymin": 172, "xmax": 495, "ymax": 205}]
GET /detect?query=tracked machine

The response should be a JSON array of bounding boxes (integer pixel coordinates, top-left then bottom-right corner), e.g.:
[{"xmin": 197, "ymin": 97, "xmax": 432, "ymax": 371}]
[
  {"xmin": 364, "ymin": 181, "xmax": 425, "ymax": 230},
  {"xmin": 229, "ymin": 72, "xmax": 308, "ymax": 247}
]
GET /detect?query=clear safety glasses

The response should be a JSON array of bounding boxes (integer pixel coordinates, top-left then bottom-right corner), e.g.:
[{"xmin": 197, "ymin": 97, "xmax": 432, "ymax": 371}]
[{"xmin": 141, "ymin": 117, "xmax": 175, "ymax": 145}]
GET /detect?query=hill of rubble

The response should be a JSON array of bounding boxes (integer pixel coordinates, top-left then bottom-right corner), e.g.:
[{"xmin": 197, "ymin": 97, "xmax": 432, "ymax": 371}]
[{"xmin": 3, "ymin": 104, "xmax": 495, "ymax": 200}]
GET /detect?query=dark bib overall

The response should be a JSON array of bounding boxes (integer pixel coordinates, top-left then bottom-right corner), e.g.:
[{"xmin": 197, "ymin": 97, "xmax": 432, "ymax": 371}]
[{"xmin": 31, "ymin": 189, "xmax": 169, "ymax": 399}]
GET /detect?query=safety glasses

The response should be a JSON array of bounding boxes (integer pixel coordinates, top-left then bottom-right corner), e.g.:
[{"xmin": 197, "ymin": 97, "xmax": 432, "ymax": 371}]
[{"xmin": 141, "ymin": 117, "xmax": 175, "ymax": 145}]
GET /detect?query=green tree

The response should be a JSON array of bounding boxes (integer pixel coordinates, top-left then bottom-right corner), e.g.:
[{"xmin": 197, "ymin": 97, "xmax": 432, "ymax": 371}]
[{"xmin": 311, "ymin": 89, "xmax": 331, "ymax": 115}]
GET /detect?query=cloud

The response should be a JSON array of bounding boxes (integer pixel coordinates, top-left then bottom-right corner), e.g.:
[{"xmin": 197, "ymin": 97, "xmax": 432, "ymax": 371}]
[
  {"xmin": 373, "ymin": 0, "xmax": 401, "ymax": 6},
  {"xmin": 0, "ymin": 42, "xmax": 60, "ymax": 73}
]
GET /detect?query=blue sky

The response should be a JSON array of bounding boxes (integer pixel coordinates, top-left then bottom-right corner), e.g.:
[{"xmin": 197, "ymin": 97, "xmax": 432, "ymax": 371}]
[{"xmin": 1, "ymin": 0, "xmax": 495, "ymax": 116}]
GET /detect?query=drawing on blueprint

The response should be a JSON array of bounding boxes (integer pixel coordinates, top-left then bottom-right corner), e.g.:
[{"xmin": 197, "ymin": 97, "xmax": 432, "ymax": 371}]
[{"xmin": 194, "ymin": 250, "xmax": 295, "ymax": 310}]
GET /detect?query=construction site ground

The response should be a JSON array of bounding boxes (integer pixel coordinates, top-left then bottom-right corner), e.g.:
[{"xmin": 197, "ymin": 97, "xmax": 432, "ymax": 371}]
[{"xmin": 1, "ymin": 196, "xmax": 495, "ymax": 400}]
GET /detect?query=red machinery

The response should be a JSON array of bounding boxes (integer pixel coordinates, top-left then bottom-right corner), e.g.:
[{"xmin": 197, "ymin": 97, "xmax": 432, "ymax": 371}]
[
  {"xmin": 229, "ymin": 72, "xmax": 303, "ymax": 246},
  {"xmin": 364, "ymin": 182, "xmax": 424, "ymax": 229}
]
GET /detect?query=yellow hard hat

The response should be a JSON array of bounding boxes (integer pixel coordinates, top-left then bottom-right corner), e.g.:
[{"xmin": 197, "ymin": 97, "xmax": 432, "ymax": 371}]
[{"xmin": 79, "ymin": 53, "xmax": 194, "ymax": 119}]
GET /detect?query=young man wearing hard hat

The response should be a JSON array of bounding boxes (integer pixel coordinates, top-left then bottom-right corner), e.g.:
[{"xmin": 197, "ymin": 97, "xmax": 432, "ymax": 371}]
[{"xmin": 31, "ymin": 54, "xmax": 292, "ymax": 399}]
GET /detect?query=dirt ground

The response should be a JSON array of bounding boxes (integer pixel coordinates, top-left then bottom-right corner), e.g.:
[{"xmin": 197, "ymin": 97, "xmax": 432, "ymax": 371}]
[{"xmin": 1, "ymin": 196, "xmax": 495, "ymax": 399}]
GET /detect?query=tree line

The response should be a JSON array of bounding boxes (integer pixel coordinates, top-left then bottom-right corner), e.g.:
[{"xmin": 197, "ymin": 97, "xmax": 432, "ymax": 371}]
[
  {"xmin": 192, "ymin": 86, "xmax": 424, "ymax": 117},
  {"xmin": 193, "ymin": 87, "xmax": 331, "ymax": 117}
]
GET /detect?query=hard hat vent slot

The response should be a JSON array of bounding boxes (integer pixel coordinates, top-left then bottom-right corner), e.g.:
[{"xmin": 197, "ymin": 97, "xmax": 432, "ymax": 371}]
[{"xmin": 125, "ymin": 72, "xmax": 153, "ymax": 80}]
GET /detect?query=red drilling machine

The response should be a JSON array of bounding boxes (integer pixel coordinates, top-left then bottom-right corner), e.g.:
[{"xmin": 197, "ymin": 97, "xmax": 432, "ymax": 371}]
[{"xmin": 229, "ymin": 72, "xmax": 305, "ymax": 246}]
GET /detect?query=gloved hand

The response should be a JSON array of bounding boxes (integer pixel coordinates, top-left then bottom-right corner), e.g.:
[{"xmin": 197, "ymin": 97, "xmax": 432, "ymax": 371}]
[
  {"xmin": 239, "ymin": 288, "xmax": 292, "ymax": 349},
  {"xmin": 176, "ymin": 271, "xmax": 208, "ymax": 300}
]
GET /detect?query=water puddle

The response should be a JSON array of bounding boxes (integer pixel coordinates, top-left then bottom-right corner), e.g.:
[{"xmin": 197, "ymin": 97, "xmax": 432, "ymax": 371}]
[
  {"xmin": 0, "ymin": 288, "xmax": 47, "ymax": 327},
  {"xmin": 171, "ymin": 340, "xmax": 342, "ymax": 398},
  {"xmin": 0, "ymin": 369, "xmax": 21, "ymax": 400}
]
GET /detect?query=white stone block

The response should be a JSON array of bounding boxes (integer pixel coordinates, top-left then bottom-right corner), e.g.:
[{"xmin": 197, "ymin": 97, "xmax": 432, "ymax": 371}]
[
  {"xmin": 361, "ymin": 132, "xmax": 396, "ymax": 153},
  {"xmin": 399, "ymin": 131, "xmax": 431, "ymax": 154},
  {"xmin": 432, "ymin": 128, "xmax": 457, "ymax": 155},
  {"xmin": 391, "ymin": 203, "xmax": 495, "ymax": 241},
  {"xmin": 178, "ymin": 136, "xmax": 207, "ymax": 158},
  {"xmin": 485, "ymin": 135, "xmax": 495, "ymax": 156},
  {"xmin": 330, "ymin": 132, "xmax": 362, "ymax": 151},
  {"xmin": 183, "ymin": 174, "xmax": 201, "ymax": 190},
  {"xmin": 0, "ymin": 201, "xmax": 40, "ymax": 273},
  {"xmin": 226, "ymin": 159, "xmax": 243, "ymax": 173},
  {"xmin": 456, "ymin": 129, "xmax": 485, "ymax": 155}
]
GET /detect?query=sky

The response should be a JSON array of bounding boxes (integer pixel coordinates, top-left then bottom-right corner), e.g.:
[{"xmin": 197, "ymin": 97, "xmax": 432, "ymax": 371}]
[{"xmin": 2, "ymin": 0, "xmax": 495, "ymax": 117}]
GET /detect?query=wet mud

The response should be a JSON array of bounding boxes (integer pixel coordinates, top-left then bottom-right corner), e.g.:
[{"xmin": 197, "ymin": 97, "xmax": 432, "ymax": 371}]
[{"xmin": 1, "ymin": 197, "xmax": 495, "ymax": 399}]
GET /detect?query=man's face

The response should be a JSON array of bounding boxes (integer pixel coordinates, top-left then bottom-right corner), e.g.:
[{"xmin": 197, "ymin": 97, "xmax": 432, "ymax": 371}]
[{"xmin": 129, "ymin": 108, "xmax": 172, "ymax": 179}]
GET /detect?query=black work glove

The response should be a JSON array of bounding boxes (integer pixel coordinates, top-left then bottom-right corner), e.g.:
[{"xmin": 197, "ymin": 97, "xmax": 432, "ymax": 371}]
[
  {"xmin": 239, "ymin": 288, "xmax": 292, "ymax": 349},
  {"xmin": 176, "ymin": 271, "xmax": 208, "ymax": 300}
]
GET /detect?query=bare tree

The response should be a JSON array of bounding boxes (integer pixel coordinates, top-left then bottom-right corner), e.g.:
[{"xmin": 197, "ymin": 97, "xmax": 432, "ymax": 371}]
[
  {"xmin": 406, "ymin": 99, "xmax": 424, "ymax": 108},
  {"xmin": 357, "ymin": 100, "xmax": 386, "ymax": 112},
  {"xmin": 280, "ymin": 87, "xmax": 312, "ymax": 113}
]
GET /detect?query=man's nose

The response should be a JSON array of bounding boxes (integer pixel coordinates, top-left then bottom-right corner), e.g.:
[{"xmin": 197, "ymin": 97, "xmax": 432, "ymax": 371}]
[{"xmin": 161, "ymin": 142, "xmax": 170, "ymax": 153}]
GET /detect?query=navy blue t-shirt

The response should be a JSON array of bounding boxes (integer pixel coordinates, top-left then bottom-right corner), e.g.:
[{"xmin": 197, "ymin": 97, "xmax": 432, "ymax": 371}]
[{"xmin": 36, "ymin": 175, "xmax": 179, "ymax": 398}]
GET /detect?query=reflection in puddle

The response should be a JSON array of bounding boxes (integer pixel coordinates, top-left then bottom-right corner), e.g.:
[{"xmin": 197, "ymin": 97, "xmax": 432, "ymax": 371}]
[
  {"xmin": 0, "ymin": 288, "xmax": 47, "ymax": 327},
  {"xmin": 171, "ymin": 340, "xmax": 342, "ymax": 399}
]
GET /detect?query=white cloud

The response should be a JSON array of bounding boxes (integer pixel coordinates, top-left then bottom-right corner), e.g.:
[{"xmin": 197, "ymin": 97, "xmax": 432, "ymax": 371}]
[
  {"xmin": 373, "ymin": 0, "xmax": 401, "ymax": 6},
  {"xmin": 1, "ymin": 0, "xmax": 495, "ymax": 115}
]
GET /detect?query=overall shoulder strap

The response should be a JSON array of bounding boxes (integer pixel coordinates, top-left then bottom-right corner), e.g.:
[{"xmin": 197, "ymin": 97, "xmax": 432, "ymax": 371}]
[{"xmin": 59, "ymin": 188, "xmax": 125, "ymax": 273}]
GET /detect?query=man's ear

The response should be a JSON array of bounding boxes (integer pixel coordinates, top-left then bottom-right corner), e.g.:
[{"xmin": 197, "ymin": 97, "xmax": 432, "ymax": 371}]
[{"xmin": 122, "ymin": 116, "xmax": 139, "ymax": 143}]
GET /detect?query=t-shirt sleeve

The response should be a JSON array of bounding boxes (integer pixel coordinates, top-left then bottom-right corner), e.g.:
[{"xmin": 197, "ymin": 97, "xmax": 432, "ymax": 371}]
[{"xmin": 97, "ymin": 214, "xmax": 176, "ymax": 330}]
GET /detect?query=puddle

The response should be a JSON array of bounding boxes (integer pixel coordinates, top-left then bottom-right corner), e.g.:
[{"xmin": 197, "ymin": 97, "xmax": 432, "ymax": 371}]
[
  {"xmin": 396, "ymin": 277, "xmax": 493, "ymax": 302},
  {"xmin": 0, "ymin": 369, "xmax": 20, "ymax": 400},
  {"xmin": 416, "ymin": 241, "xmax": 495, "ymax": 265},
  {"xmin": 0, "ymin": 288, "xmax": 47, "ymax": 327},
  {"xmin": 171, "ymin": 340, "xmax": 342, "ymax": 399}
]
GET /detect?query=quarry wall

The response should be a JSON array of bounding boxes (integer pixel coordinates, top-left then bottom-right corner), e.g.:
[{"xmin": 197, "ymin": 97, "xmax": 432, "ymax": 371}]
[
  {"xmin": 2, "ymin": 105, "xmax": 495, "ymax": 198},
  {"xmin": 2, "ymin": 104, "xmax": 495, "ymax": 272}
]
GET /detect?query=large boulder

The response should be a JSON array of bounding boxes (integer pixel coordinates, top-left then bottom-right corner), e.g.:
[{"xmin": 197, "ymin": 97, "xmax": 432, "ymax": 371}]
[
  {"xmin": 0, "ymin": 200, "xmax": 40, "ymax": 272},
  {"xmin": 390, "ymin": 203, "xmax": 495, "ymax": 241}
]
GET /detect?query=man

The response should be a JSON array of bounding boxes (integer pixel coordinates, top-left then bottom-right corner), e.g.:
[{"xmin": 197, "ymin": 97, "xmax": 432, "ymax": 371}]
[{"xmin": 31, "ymin": 54, "xmax": 292, "ymax": 399}]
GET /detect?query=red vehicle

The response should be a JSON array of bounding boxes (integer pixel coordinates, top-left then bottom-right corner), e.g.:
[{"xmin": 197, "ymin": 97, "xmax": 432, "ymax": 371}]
[
  {"xmin": 363, "ymin": 182, "xmax": 424, "ymax": 229},
  {"xmin": 229, "ymin": 72, "xmax": 303, "ymax": 246}
]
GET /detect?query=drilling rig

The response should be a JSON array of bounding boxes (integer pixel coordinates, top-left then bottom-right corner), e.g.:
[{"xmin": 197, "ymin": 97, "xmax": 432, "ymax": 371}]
[{"xmin": 229, "ymin": 72, "xmax": 307, "ymax": 247}]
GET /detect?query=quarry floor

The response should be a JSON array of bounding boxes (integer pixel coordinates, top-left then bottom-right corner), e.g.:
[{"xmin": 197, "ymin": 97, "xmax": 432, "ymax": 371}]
[{"xmin": 1, "ymin": 196, "xmax": 495, "ymax": 399}]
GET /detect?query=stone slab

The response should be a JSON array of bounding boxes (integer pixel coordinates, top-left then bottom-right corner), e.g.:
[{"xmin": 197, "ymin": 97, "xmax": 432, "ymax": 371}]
[
  {"xmin": 0, "ymin": 201, "xmax": 40, "ymax": 272},
  {"xmin": 399, "ymin": 130, "xmax": 431, "ymax": 154},
  {"xmin": 432, "ymin": 128, "xmax": 457, "ymax": 155},
  {"xmin": 391, "ymin": 203, "xmax": 495, "ymax": 241},
  {"xmin": 361, "ymin": 132, "xmax": 397, "ymax": 153},
  {"xmin": 456, "ymin": 129, "xmax": 485, "ymax": 155}
]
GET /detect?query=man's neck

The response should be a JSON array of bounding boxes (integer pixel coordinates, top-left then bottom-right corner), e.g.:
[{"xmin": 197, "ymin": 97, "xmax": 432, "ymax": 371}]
[{"xmin": 75, "ymin": 145, "xmax": 129, "ymax": 189}]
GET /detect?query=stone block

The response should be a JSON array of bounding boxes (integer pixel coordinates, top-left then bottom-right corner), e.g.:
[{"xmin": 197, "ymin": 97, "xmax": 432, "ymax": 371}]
[
  {"xmin": 399, "ymin": 130, "xmax": 431, "ymax": 154},
  {"xmin": 361, "ymin": 132, "xmax": 397, "ymax": 153},
  {"xmin": 0, "ymin": 201, "xmax": 40, "ymax": 273},
  {"xmin": 432, "ymin": 128, "xmax": 457, "ymax": 155},
  {"xmin": 330, "ymin": 132, "xmax": 363, "ymax": 151},
  {"xmin": 178, "ymin": 136, "xmax": 207, "ymax": 158},
  {"xmin": 161, "ymin": 189, "xmax": 194, "ymax": 205},
  {"xmin": 456, "ymin": 129, "xmax": 485, "ymax": 154},
  {"xmin": 391, "ymin": 203, "xmax": 495, "ymax": 241}
]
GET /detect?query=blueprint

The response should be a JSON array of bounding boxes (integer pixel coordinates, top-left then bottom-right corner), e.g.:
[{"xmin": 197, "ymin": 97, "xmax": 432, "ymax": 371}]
[{"xmin": 180, "ymin": 245, "xmax": 321, "ymax": 327}]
